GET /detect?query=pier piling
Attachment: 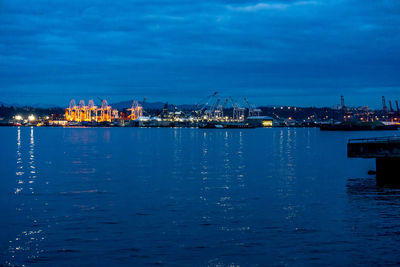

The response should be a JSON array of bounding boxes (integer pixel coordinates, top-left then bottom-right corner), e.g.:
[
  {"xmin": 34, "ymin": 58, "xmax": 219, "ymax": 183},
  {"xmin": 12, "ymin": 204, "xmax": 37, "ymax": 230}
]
[{"xmin": 348, "ymin": 137, "xmax": 400, "ymax": 186}]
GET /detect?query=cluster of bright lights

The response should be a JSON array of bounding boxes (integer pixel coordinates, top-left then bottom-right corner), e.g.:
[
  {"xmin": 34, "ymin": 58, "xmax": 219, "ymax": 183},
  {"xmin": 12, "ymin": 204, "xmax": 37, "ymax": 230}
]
[
  {"xmin": 14, "ymin": 115, "xmax": 23, "ymax": 120},
  {"xmin": 262, "ymin": 120, "xmax": 273, "ymax": 127},
  {"xmin": 28, "ymin": 115, "xmax": 36, "ymax": 121}
]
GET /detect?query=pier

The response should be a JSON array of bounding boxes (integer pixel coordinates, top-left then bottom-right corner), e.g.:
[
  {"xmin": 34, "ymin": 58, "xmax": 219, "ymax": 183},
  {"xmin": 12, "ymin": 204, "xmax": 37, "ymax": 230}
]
[{"xmin": 348, "ymin": 136, "xmax": 400, "ymax": 186}]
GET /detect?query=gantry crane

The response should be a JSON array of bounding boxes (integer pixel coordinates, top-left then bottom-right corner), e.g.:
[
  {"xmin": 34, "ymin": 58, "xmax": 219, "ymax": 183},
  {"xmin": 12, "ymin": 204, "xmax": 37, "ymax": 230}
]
[
  {"xmin": 244, "ymin": 98, "xmax": 262, "ymax": 117},
  {"xmin": 229, "ymin": 97, "xmax": 245, "ymax": 121},
  {"xmin": 128, "ymin": 100, "xmax": 143, "ymax": 120},
  {"xmin": 65, "ymin": 98, "xmax": 113, "ymax": 122},
  {"xmin": 194, "ymin": 91, "xmax": 218, "ymax": 119}
]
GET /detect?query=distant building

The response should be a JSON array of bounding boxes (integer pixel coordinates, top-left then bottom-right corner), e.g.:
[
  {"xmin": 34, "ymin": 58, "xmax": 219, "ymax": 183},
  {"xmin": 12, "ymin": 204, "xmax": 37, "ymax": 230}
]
[{"xmin": 246, "ymin": 116, "xmax": 275, "ymax": 127}]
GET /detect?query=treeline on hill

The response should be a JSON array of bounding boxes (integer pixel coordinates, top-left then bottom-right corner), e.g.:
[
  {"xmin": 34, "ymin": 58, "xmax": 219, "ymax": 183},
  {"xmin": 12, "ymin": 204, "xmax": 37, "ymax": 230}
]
[
  {"xmin": 0, "ymin": 105, "xmax": 65, "ymax": 121},
  {"xmin": 258, "ymin": 107, "xmax": 343, "ymax": 121}
]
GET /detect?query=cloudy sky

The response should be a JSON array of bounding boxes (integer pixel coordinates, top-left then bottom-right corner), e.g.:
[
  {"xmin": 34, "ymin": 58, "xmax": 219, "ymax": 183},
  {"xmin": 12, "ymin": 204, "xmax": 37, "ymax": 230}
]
[{"xmin": 0, "ymin": 0, "xmax": 399, "ymax": 107}]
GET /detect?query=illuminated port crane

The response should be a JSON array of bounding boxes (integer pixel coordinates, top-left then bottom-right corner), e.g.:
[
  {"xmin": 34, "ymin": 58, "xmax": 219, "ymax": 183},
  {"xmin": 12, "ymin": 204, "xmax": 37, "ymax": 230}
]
[
  {"xmin": 78, "ymin": 100, "xmax": 87, "ymax": 121},
  {"xmin": 65, "ymin": 99, "xmax": 77, "ymax": 121},
  {"xmin": 65, "ymin": 98, "xmax": 112, "ymax": 122},
  {"xmin": 194, "ymin": 91, "xmax": 218, "ymax": 120},
  {"xmin": 244, "ymin": 98, "xmax": 262, "ymax": 117},
  {"xmin": 205, "ymin": 98, "xmax": 228, "ymax": 121},
  {"xmin": 204, "ymin": 98, "xmax": 220, "ymax": 120},
  {"xmin": 127, "ymin": 100, "xmax": 143, "ymax": 120},
  {"xmin": 229, "ymin": 97, "xmax": 245, "ymax": 121},
  {"xmin": 99, "ymin": 99, "xmax": 112, "ymax": 122},
  {"xmin": 215, "ymin": 98, "xmax": 228, "ymax": 120},
  {"xmin": 87, "ymin": 100, "xmax": 97, "ymax": 121}
]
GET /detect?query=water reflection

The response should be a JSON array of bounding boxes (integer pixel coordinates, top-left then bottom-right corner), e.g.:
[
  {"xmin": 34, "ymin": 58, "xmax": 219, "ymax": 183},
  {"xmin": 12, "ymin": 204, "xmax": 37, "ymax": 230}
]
[
  {"xmin": 15, "ymin": 127, "xmax": 24, "ymax": 194},
  {"xmin": 285, "ymin": 128, "xmax": 295, "ymax": 179},
  {"xmin": 6, "ymin": 127, "xmax": 45, "ymax": 265},
  {"xmin": 172, "ymin": 129, "xmax": 183, "ymax": 177},
  {"xmin": 277, "ymin": 129, "xmax": 302, "ymax": 225},
  {"xmin": 347, "ymin": 178, "xmax": 400, "ymax": 202},
  {"xmin": 5, "ymin": 127, "xmax": 400, "ymax": 266},
  {"xmin": 65, "ymin": 128, "xmax": 99, "ymax": 144},
  {"xmin": 29, "ymin": 127, "xmax": 36, "ymax": 193},
  {"xmin": 346, "ymin": 177, "xmax": 400, "ymax": 259},
  {"xmin": 198, "ymin": 130, "xmax": 250, "ymax": 265}
]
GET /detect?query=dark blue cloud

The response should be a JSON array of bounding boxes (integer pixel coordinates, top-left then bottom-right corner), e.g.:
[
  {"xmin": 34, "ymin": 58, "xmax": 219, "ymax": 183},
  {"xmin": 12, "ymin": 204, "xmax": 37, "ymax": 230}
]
[{"xmin": 0, "ymin": 0, "xmax": 399, "ymax": 107}]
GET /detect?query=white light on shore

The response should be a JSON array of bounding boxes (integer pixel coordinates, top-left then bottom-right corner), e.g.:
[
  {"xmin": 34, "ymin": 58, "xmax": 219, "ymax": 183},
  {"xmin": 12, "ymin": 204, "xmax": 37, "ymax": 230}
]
[
  {"xmin": 28, "ymin": 115, "xmax": 36, "ymax": 121},
  {"xmin": 15, "ymin": 115, "xmax": 23, "ymax": 120}
]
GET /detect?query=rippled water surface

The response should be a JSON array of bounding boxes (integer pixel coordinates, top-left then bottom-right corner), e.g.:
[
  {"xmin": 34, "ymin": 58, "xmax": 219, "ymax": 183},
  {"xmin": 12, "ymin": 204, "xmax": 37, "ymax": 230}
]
[{"xmin": 1, "ymin": 127, "xmax": 400, "ymax": 266}]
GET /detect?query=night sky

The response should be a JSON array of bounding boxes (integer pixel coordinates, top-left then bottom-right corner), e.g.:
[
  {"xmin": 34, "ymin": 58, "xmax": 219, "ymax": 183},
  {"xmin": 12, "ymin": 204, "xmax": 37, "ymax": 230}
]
[{"xmin": 0, "ymin": 0, "xmax": 399, "ymax": 107}]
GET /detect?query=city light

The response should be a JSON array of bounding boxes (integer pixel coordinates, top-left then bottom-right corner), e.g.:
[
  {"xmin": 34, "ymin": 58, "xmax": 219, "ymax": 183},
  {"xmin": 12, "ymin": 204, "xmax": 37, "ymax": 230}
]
[
  {"xmin": 28, "ymin": 115, "xmax": 36, "ymax": 121},
  {"xmin": 262, "ymin": 120, "xmax": 273, "ymax": 127},
  {"xmin": 15, "ymin": 115, "xmax": 23, "ymax": 120}
]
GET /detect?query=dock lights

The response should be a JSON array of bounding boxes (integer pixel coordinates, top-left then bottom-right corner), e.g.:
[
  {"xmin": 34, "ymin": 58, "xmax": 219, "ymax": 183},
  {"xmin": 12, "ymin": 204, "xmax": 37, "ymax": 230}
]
[
  {"xmin": 28, "ymin": 115, "xmax": 36, "ymax": 121},
  {"xmin": 15, "ymin": 115, "xmax": 23, "ymax": 121}
]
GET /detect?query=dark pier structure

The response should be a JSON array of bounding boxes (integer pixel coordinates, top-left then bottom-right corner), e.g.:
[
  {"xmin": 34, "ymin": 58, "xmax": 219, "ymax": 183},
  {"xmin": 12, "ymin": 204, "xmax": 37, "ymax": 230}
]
[{"xmin": 348, "ymin": 137, "xmax": 400, "ymax": 186}]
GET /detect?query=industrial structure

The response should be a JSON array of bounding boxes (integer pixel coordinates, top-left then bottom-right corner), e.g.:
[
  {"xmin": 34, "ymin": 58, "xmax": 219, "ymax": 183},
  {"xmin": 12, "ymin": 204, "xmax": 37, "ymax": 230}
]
[
  {"xmin": 65, "ymin": 99, "xmax": 113, "ymax": 122},
  {"xmin": 127, "ymin": 100, "xmax": 143, "ymax": 120},
  {"xmin": 193, "ymin": 92, "xmax": 258, "ymax": 122},
  {"xmin": 244, "ymin": 98, "xmax": 262, "ymax": 117},
  {"xmin": 65, "ymin": 99, "xmax": 145, "ymax": 123},
  {"xmin": 5, "ymin": 94, "xmax": 393, "ymax": 128},
  {"xmin": 382, "ymin": 96, "xmax": 388, "ymax": 112}
]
